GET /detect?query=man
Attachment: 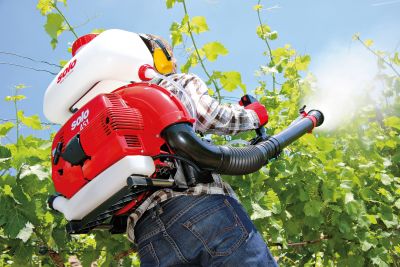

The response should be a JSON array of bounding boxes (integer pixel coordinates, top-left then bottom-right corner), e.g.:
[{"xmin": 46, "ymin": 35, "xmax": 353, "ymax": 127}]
[{"xmin": 127, "ymin": 34, "xmax": 279, "ymax": 266}]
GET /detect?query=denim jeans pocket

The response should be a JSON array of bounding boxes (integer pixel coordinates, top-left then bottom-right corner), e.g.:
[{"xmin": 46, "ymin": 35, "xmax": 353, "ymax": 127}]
[
  {"xmin": 138, "ymin": 242, "xmax": 159, "ymax": 267},
  {"xmin": 182, "ymin": 198, "xmax": 248, "ymax": 257}
]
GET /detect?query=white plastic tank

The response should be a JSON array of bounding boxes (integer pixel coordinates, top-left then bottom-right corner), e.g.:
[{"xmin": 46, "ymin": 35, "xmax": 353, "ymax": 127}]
[
  {"xmin": 52, "ymin": 155, "xmax": 155, "ymax": 220},
  {"xmin": 43, "ymin": 29, "xmax": 154, "ymax": 124}
]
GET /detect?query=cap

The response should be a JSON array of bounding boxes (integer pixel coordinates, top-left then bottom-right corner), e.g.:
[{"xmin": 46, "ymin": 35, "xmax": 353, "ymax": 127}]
[{"xmin": 71, "ymin": 34, "xmax": 98, "ymax": 57}]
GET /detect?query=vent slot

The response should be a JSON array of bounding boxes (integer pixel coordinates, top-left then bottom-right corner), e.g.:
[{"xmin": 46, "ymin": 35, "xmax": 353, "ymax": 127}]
[
  {"xmin": 109, "ymin": 108, "xmax": 144, "ymax": 130},
  {"xmin": 124, "ymin": 135, "xmax": 141, "ymax": 148},
  {"xmin": 106, "ymin": 94, "xmax": 127, "ymax": 108}
]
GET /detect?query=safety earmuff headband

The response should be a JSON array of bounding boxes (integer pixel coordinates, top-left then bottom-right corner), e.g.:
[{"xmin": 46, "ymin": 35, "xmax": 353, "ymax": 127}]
[{"xmin": 139, "ymin": 34, "xmax": 172, "ymax": 61}]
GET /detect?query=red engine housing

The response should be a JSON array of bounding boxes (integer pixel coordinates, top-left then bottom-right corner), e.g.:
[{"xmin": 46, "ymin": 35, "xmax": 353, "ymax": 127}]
[{"xmin": 51, "ymin": 82, "xmax": 193, "ymax": 199}]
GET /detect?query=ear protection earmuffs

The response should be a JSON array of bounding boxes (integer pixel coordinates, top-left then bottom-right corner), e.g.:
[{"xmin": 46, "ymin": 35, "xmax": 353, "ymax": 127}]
[
  {"xmin": 152, "ymin": 38, "xmax": 174, "ymax": 74},
  {"xmin": 139, "ymin": 34, "xmax": 174, "ymax": 74}
]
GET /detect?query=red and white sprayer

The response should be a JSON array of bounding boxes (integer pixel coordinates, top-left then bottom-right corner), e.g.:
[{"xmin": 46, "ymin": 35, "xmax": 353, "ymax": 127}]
[{"xmin": 43, "ymin": 29, "xmax": 324, "ymax": 234}]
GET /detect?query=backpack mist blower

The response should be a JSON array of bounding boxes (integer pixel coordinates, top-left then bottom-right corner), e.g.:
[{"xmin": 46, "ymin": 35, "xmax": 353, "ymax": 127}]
[{"xmin": 43, "ymin": 29, "xmax": 324, "ymax": 234}]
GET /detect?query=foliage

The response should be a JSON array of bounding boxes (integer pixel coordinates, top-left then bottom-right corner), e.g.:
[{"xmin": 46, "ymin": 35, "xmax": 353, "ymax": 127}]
[
  {"xmin": 221, "ymin": 5, "xmax": 400, "ymax": 266},
  {"xmin": 0, "ymin": 0, "xmax": 399, "ymax": 266},
  {"xmin": 169, "ymin": 0, "xmax": 246, "ymax": 100},
  {"xmin": 37, "ymin": 0, "xmax": 77, "ymax": 49}
]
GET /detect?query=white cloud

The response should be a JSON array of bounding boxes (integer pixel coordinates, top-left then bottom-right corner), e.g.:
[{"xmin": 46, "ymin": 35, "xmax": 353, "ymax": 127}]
[{"xmin": 371, "ymin": 0, "xmax": 400, "ymax": 7}]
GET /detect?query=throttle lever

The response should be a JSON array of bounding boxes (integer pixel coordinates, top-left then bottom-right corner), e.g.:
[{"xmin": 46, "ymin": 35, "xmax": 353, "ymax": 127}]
[{"xmin": 239, "ymin": 94, "xmax": 268, "ymax": 145}]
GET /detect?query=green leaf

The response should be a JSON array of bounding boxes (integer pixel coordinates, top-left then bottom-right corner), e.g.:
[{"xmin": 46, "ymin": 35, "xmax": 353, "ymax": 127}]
[
  {"xmin": 20, "ymin": 164, "xmax": 49, "ymax": 180},
  {"xmin": 366, "ymin": 214, "xmax": 377, "ymax": 224},
  {"xmin": 256, "ymin": 24, "xmax": 271, "ymax": 40},
  {"xmin": 379, "ymin": 205, "xmax": 396, "ymax": 227},
  {"xmin": 253, "ymin": 4, "xmax": 263, "ymax": 11},
  {"xmin": 0, "ymin": 201, "xmax": 28, "ymax": 238},
  {"xmin": 15, "ymin": 84, "xmax": 28, "ymax": 90},
  {"xmin": 166, "ymin": 0, "xmax": 178, "ymax": 8},
  {"xmin": 170, "ymin": 21, "xmax": 183, "ymax": 47},
  {"xmin": 166, "ymin": 0, "xmax": 174, "ymax": 8},
  {"xmin": 13, "ymin": 95, "xmax": 26, "ymax": 101},
  {"xmin": 180, "ymin": 51, "xmax": 201, "ymax": 73},
  {"xmin": 344, "ymin": 192, "xmax": 354, "ymax": 204},
  {"xmin": 267, "ymin": 31, "xmax": 278, "ymax": 40},
  {"xmin": 91, "ymin": 28, "xmax": 106, "ymax": 34},
  {"xmin": 58, "ymin": 0, "xmax": 67, "ymax": 6},
  {"xmin": 17, "ymin": 110, "xmax": 42, "ymax": 130},
  {"xmin": 344, "ymin": 201, "xmax": 361, "ymax": 218},
  {"xmin": 3, "ymin": 185, "xmax": 13, "ymax": 196},
  {"xmin": 352, "ymin": 33, "xmax": 360, "ymax": 40},
  {"xmin": 383, "ymin": 116, "xmax": 400, "ymax": 130},
  {"xmin": 392, "ymin": 52, "xmax": 400, "ymax": 66},
  {"xmin": 36, "ymin": 0, "xmax": 54, "ymax": 15},
  {"xmin": 16, "ymin": 222, "xmax": 34, "ymax": 243},
  {"xmin": 364, "ymin": 39, "xmax": 374, "ymax": 47},
  {"xmin": 295, "ymin": 55, "xmax": 311, "ymax": 71},
  {"xmin": 59, "ymin": 59, "xmax": 68, "ymax": 67},
  {"xmin": 4, "ymin": 95, "xmax": 26, "ymax": 102},
  {"xmin": 181, "ymin": 14, "xmax": 189, "ymax": 34},
  {"xmin": 44, "ymin": 13, "xmax": 65, "ymax": 49},
  {"xmin": 190, "ymin": 16, "xmax": 209, "ymax": 34},
  {"xmin": 250, "ymin": 202, "xmax": 271, "ymax": 220},
  {"xmin": 304, "ymin": 200, "xmax": 322, "ymax": 217},
  {"xmin": 202, "ymin": 42, "xmax": 228, "ymax": 62},
  {"xmin": 338, "ymin": 217, "xmax": 351, "ymax": 234},
  {"xmin": 11, "ymin": 243, "xmax": 35, "ymax": 266},
  {"xmin": 0, "ymin": 121, "xmax": 15, "ymax": 137},
  {"xmin": 395, "ymin": 198, "xmax": 400, "ymax": 209},
  {"xmin": 0, "ymin": 145, "xmax": 12, "ymax": 159},
  {"xmin": 361, "ymin": 240, "xmax": 373, "ymax": 252},
  {"xmin": 264, "ymin": 189, "xmax": 281, "ymax": 214},
  {"xmin": 44, "ymin": 212, "xmax": 54, "ymax": 224},
  {"xmin": 371, "ymin": 255, "xmax": 389, "ymax": 267},
  {"xmin": 219, "ymin": 71, "xmax": 246, "ymax": 92}
]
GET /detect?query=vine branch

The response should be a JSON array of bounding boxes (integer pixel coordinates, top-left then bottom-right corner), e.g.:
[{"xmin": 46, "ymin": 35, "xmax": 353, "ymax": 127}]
[
  {"xmin": 256, "ymin": 0, "xmax": 277, "ymax": 91},
  {"xmin": 52, "ymin": 2, "xmax": 79, "ymax": 39},
  {"xmin": 181, "ymin": 0, "xmax": 222, "ymax": 102},
  {"xmin": 73, "ymin": 14, "xmax": 99, "ymax": 29},
  {"xmin": 0, "ymin": 169, "xmax": 8, "ymax": 178},
  {"xmin": 271, "ymin": 235, "xmax": 331, "ymax": 248},
  {"xmin": 14, "ymin": 203, "xmax": 65, "ymax": 267},
  {"xmin": 33, "ymin": 227, "xmax": 65, "ymax": 267},
  {"xmin": 354, "ymin": 35, "xmax": 400, "ymax": 77},
  {"xmin": 13, "ymin": 90, "xmax": 20, "ymax": 143},
  {"xmin": 114, "ymin": 247, "xmax": 137, "ymax": 261}
]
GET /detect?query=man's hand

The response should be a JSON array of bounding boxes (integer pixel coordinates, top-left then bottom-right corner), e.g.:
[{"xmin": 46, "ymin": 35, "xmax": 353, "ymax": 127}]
[{"xmin": 244, "ymin": 102, "xmax": 268, "ymax": 126}]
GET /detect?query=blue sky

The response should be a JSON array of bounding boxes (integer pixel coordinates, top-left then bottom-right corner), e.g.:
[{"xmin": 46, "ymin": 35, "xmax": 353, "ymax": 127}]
[{"xmin": 0, "ymin": 0, "xmax": 399, "ymax": 137}]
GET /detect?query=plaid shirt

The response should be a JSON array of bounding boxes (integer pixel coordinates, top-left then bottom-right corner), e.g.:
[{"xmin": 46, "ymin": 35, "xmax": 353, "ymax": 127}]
[{"xmin": 127, "ymin": 73, "xmax": 260, "ymax": 243}]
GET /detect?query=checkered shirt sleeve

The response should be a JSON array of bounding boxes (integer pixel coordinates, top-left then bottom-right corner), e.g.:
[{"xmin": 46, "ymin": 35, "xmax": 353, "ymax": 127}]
[{"xmin": 158, "ymin": 73, "xmax": 261, "ymax": 134}]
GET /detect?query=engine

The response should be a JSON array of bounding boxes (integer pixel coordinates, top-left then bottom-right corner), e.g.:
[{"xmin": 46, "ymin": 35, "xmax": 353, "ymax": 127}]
[{"xmin": 49, "ymin": 82, "xmax": 193, "ymax": 233}]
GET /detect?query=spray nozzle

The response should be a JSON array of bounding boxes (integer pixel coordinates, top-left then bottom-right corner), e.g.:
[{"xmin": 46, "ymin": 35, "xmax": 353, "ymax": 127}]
[{"xmin": 138, "ymin": 64, "xmax": 158, "ymax": 81}]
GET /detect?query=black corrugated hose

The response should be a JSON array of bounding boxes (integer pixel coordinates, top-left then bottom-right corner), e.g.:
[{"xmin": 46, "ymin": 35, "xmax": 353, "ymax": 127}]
[{"xmin": 162, "ymin": 110, "xmax": 324, "ymax": 175}]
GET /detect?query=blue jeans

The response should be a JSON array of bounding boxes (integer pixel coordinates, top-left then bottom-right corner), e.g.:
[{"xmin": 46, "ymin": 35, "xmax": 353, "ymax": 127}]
[{"xmin": 134, "ymin": 194, "xmax": 279, "ymax": 266}]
